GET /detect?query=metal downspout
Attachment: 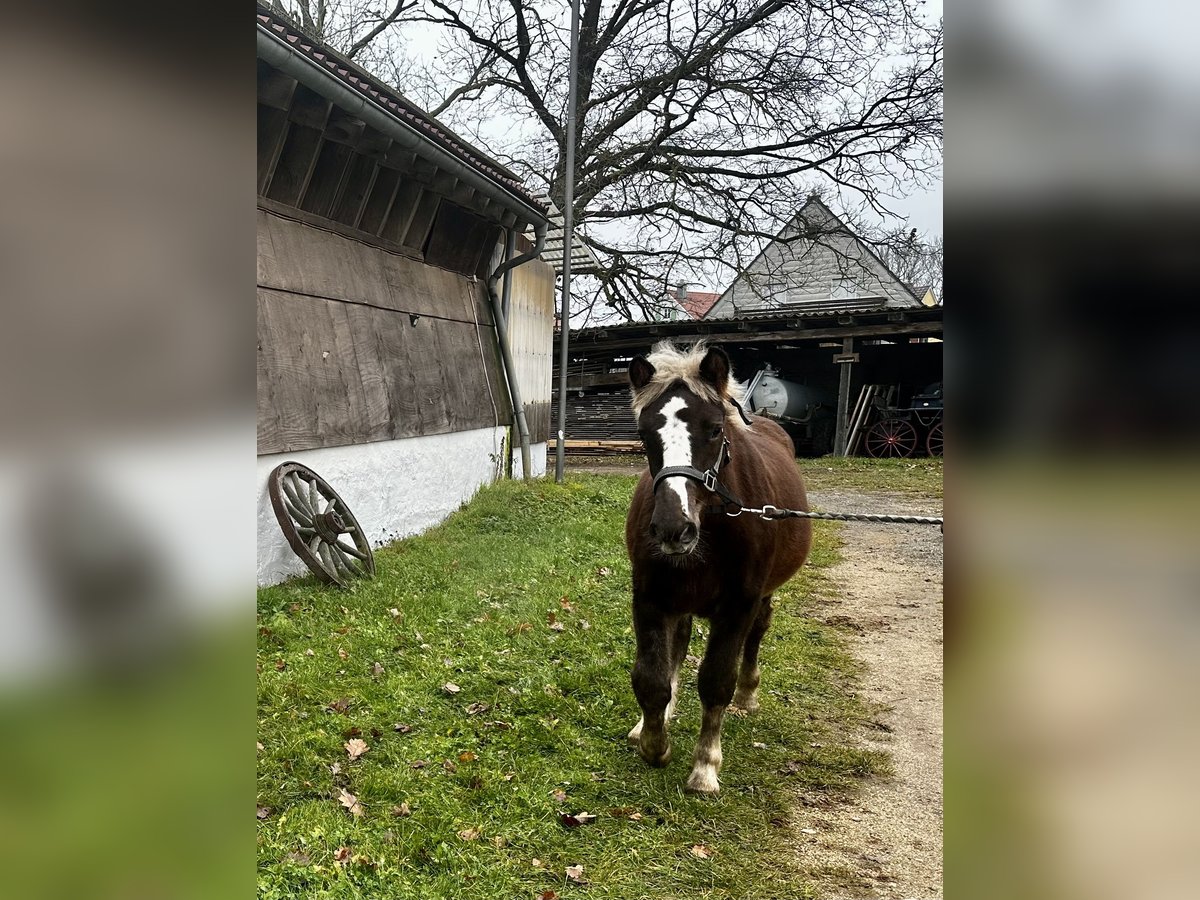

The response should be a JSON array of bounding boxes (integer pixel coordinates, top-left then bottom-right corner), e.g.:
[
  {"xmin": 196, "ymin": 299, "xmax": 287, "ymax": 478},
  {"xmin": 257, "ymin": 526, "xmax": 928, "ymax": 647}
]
[{"xmin": 487, "ymin": 223, "xmax": 548, "ymax": 481}]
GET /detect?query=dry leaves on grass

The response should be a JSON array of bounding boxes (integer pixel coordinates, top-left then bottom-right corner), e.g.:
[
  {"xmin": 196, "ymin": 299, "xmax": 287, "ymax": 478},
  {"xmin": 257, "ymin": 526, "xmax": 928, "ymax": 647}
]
[
  {"xmin": 607, "ymin": 806, "xmax": 644, "ymax": 821},
  {"xmin": 371, "ymin": 662, "xmax": 384, "ymax": 677},
  {"xmin": 458, "ymin": 751, "xmax": 477, "ymax": 763},
  {"xmin": 547, "ymin": 612, "xmax": 565, "ymax": 632},
  {"xmin": 256, "ymin": 806, "xmax": 271, "ymax": 820},
  {"xmin": 393, "ymin": 722, "xmax": 413, "ymax": 733},
  {"xmin": 337, "ymin": 648, "xmax": 349, "ymax": 660},
  {"xmin": 566, "ymin": 864, "xmax": 586, "ymax": 883},
  {"xmin": 326, "ymin": 697, "xmax": 351, "ymax": 715},
  {"xmin": 551, "ymin": 789, "xmax": 567, "ymax": 803},
  {"xmin": 464, "ymin": 702, "xmax": 489, "ymax": 715},
  {"xmin": 344, "ymin": 738, "xmax": 369, "ymax": 760},
  {"xmin": 391, "ymin": 802, "xmax": 411, "ymax": 817},
  {"xmin": 337, "ymin": 788, "xmax": 364, "ymax": 818},
  {"xmin": 457, "ymin": 827, "xmax": 481, "ymax": 841},
  {"xmin": 690, "ymin": 844, "xmax": 715, "ymax": 859},
  {"xmin": 559, "ymin": 596, "xmax": 573, "ymax": 611},
  {"xmin": 442, "ymin": 682, "xmax": 461, "ymax": 694}
]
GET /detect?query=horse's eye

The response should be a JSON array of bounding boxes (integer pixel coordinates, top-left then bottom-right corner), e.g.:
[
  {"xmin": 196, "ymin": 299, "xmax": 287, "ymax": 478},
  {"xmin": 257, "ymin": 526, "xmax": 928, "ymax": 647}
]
[{"xmin": 710, "ymin": 426, "xmax": 723, "ymax": 440}]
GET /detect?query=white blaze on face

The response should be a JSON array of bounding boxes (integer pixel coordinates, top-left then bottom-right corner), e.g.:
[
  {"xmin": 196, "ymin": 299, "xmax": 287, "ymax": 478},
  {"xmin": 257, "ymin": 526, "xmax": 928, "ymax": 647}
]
[{"xmin": 656, "ymin": 395, "xmax": 693, "ymax": 518}]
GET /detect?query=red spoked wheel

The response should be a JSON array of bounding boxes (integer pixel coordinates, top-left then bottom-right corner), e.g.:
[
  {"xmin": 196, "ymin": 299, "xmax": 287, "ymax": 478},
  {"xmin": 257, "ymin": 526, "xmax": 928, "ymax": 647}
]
[
  {"xmin": 926, "ymin": 421, "xmax": 944, "ymax": 457},
  {"xmin": 864, "ymin": 418, "xmax": 918, "ymax": 458},
  {"xmin": 268, "ymin": 462, "xmax": 375, "ymax": 587}
]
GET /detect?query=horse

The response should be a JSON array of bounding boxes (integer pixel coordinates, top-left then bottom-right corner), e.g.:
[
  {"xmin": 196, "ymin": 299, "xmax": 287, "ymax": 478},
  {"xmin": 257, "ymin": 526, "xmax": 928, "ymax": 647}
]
[{"xmin": 624, "ymin": 342, "xmax": 813, "ymax": 794}]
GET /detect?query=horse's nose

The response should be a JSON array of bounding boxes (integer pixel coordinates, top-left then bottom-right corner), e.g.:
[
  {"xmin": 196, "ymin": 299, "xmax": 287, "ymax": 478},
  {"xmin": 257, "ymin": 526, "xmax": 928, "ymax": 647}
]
[{"xmin": 650, "ymin": 518, "xmax": 697, "ymax": 547}]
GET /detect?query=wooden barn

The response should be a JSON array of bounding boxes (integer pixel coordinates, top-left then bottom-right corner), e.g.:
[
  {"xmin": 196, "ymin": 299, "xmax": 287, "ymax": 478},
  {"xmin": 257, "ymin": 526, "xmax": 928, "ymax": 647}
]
[
  {"xmin": 256, "ymin": 4, "xmax": 554, "ymax": 584},
  {"xmin": 554, "ymin": 199, "xmax": 942, "ymax": 458}
]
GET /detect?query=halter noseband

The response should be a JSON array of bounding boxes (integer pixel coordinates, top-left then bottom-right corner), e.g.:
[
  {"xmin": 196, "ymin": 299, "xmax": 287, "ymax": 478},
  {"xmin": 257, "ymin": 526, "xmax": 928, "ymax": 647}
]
[{"xmin": 651, "ymin": 437, "xmax": 745, "ymax": 513}]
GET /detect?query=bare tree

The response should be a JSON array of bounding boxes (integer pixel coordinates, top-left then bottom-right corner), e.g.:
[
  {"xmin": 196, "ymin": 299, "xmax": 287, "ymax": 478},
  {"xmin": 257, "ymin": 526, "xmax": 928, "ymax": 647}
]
[
  {"xmin": 273, "ymin": 1, "xmax": 942, "ymax": 323},
  {"xmin": 877, "ymin": 228, "xmax": 943, "ymax": 302}
]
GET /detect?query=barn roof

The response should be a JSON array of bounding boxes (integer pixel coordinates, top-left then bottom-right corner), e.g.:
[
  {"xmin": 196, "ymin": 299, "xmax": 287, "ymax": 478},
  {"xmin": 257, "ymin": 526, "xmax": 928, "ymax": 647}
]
[{"xmin": 256, "ymin": 3, "xmax": 546, "ymax": 224}]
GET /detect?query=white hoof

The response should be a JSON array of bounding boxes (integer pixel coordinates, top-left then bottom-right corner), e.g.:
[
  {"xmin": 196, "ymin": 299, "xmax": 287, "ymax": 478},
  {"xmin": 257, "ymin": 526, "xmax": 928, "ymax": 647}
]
[{"xmin": 685, "ymin": 764, "xmax": 721, "ymax": 794}]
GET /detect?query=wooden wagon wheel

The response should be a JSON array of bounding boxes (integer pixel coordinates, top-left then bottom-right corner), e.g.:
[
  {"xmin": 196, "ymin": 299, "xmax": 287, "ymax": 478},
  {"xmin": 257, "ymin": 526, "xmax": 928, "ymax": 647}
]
[
  {"xmin": 926, "ymin": 421, "xmax": 944, "ymax": 457},
  {"xmin": 864, "ymin": 418, "xmax": 919, "ymax": 458},
  {"xmin": 268, "ymin": 462, "xmax": 375, "ymax": 587}
]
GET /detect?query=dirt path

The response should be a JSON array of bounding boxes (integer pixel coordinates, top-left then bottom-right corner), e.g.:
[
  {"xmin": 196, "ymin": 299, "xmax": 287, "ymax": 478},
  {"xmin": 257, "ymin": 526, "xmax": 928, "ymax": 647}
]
[{"xmin": 792, "ymin": 488, "xmax": 943, "ymax": 899}]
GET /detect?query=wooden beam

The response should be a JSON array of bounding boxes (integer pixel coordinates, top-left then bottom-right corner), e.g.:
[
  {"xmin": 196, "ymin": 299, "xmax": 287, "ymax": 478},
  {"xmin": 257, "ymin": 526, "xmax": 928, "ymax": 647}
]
[
  {"xmin": 570, "ymin": 321, "xmax": 942, "ymax": 353},
  {"xmin": 833, "ymin": 337, "xmax": 855, "ymax": 456},
  {"xmin": 257, "ymin": 105, "xmax": 290, "ymax": 196},
  {"xmin": 287, "ymin": 84, "xmax": 333, "ymax": 130},
  {"xmin": 299, "ymin": 141, "xmax": 356, "ymax": 219},
  {"xmin": 379, "ymin": 180, "xmax": 425, "ymax": 244},
  {"xmin": 256, "ymin": 197, "xmax": 424, "ymax": 262},
  {"xmin": 402, "ymin": 190, "xmax": 441, "ymax": 250},
  {"xmin": 264, "ymin": 125, "xmax": 324, "ymax": 208}
]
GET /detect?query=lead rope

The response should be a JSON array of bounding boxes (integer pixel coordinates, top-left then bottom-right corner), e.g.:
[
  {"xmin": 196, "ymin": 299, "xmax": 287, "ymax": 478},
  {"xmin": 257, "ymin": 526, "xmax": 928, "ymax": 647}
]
[{"xmin": 729, "ymin": 504, "xmax": 943, "ymax": 527}]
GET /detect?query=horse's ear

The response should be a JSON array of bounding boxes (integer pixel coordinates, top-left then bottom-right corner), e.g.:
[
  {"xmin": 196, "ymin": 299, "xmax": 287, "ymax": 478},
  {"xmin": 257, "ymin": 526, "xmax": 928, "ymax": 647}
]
[
  {"xmin": 629, "ymin": 355, "xmax": 655, "ymax": 391},
  {"xmin": 698, "ymin": 346, "xmax": 731, "ymax": 391}
]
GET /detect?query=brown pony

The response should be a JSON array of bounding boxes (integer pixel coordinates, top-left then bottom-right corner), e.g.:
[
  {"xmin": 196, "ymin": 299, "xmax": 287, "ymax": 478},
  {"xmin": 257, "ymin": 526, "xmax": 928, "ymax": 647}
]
[{"xmin": 625, "ymin": 342, "xmax": 812, "ymax": 793}]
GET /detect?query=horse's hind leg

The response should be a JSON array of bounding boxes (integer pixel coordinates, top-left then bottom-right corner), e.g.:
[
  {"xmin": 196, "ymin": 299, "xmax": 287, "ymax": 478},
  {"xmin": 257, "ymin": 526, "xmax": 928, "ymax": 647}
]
[
  {"xmin": 734, "ymin": 596, "xmax": 773, "ymax": 713},
  {"xmin": 629, "ymin": 602, "xmax": 676, "ymax": 766},
  {"xmin": 687, "ymin": 604, "xmax": 758, "ymax": 794}
]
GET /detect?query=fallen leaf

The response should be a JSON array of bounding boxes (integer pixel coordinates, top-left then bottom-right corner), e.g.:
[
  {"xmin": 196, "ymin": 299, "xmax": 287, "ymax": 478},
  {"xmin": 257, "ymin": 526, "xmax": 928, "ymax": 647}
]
[
  {"xmin": 352, "ymin": 854, "xmax": 376, "ymax": 869},
  {"xmin": 596, "ymin": 566, "xmax": 612, "ymax": 577},
  {"xmin": 393, "ymin": 723, "xmax": 413, "ymax": 733},
  {"xmin": 540, "ymin": 891, "xmax": 559, "ymax": 900},
  {"xmin": 285, "ymin": 850, "xmax": 310, "ymax": 865},
  {"xmin": 342, "ymin": 726, "xmax": 362, "ymax": 739},
  {"xmin": 327, "ymin": 698, "xmax": 351, "ymax": 714},
  {"xmin": 690, "ymin": 844, "xmax": 714, "ymax": 859},
  {"xmin": 457, "ymin": 827, "xmax": 481, "ymax": 841},
  {"xmin": 411, "ymin": 760, "xmax": 428, "ymax": 769},
  {"xmin": 578, "ymin": 619, "xmax": 591, "ymax": 630},
  {"xmin": 391, "ymin": 802, "xmax": 411, "ymax": 817},
  {"xmin": 345, "ymin": 738, "xmax": 369, "ymax": 760},
  {"xmin": 256, "ymin": 741, "xmax": 264, "ymax": 752},
  {"xmin": 442, "ymin": 759, "xmax": 458, "ymax": 773},
  {"xmin": 607, "ymin": 806, "xmax": 643, "ymax": 821},
  {"xmin": 464, "ymin": 702, "xmax": 489, "ymax": 715},
  {"xmin": 492, "ymin": 836, "xmax": 507, "ymax": 848},
  {"xmin": 388, "ymin": 608, "xmax": 401, "ymax": 619},
  {"xmin": 337, "ymin": 648, "xmax": 349, "ymax": 660},
  {"xmin": 329, "ymin": 762, "xmax": 342, "ymax": 775},
  {"xmin": 333, "ymin": 846, "xmax": 351, "ymax": 862},
  {"xmin": 372, "ymin": 662, "xmax": 385, "ymax": 677},
  {"xmin": 566, "ymin": 864, "xmax": 586, "ymax": 882},
  {"xmin": 551, "ymin": 789, "xmax": 567, "ymax": 803},
  {"xmin": 274, "ymin": 659, "xmax": 286, "ymax": 671},
  {"xmin": 256, "ymin": 806, "xmax": 271, "ymax": 820},
  {"xmin": 752, "ymin": 741, "xmax": 768, "ymax": 749},
  {"xmin": 559, "ymin": 596, "xmax": 573, "ymax": 611},
  {"xmin": 531, "ymin": 857, "xmax": 543, "ymax": 869},
  {"xmin": 304, "ymin": 648, "xmax": 315, "ymax": 657},
  {"xmin": 458, "ymin": 751, "xmax": 477, "ymax": 763},
  {"xmin": 502, "ymin": 772, "xmax": 516, "ymax": 781},
  {"xmin": 560, "ymin": 812, "xmax": 597, "ymax": 827},
  {"xmin": 337, "ymin": 788, "xmax": 364, "ymax": 818},
  {"xmin": 549, "ymin": 621, "xmax": 565, "ymax": 632},
  {"xmin": 442, "ymin": 682, "xmax": 461, "ymax": 694},
  {"xmin": 800, "ymin": 827, "xmax": 818, "ymax": 835}
]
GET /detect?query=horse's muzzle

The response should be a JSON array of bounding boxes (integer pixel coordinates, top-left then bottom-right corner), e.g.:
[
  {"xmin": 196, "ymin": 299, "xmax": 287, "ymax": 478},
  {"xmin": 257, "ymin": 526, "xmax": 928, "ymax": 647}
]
[{"xmin": 650, "ymin": 520, "xmax": 698, "ymax": 556}]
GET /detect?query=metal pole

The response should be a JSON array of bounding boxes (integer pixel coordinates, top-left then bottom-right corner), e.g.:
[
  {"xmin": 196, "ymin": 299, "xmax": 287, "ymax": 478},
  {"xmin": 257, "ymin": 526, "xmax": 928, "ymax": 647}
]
[
  {"xmin": 555, "ymin": 0, "xmax": 581, "ymax": 484},
  {"xmin": 834, "ymin": 337, "xmax": 854, "ymax": 456}
]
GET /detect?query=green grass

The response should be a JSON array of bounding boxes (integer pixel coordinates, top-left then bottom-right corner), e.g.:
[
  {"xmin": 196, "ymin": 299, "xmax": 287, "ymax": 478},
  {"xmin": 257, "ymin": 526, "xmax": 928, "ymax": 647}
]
[
  {"xmin": 257, "ymin": 474, "xmax": 890, "ymax": 899},
  {"xmin": 800, "ymin": 456, "xmax": 943, "ymax": 498},
  {"xmin": 568, "ymin": 454, "xmax": 944, "ymax": 498}
]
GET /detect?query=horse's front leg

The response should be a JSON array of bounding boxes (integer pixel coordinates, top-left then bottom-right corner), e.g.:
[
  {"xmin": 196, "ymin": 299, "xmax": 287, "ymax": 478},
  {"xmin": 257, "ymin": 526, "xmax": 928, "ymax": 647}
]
[
  {"xmin": 686, "ymin": 603, "xmax": 758, "ymax": 794},
  {"xmin": 629, "ymin": 600, "xmax": 676, "ymax": 767}
]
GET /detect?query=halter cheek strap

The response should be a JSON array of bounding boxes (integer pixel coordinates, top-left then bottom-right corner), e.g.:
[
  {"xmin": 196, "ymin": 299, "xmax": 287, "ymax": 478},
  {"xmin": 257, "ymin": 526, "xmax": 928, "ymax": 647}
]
[{"xmin": 650, "ymin": 438, "xmax": 745, "ymax": 513}]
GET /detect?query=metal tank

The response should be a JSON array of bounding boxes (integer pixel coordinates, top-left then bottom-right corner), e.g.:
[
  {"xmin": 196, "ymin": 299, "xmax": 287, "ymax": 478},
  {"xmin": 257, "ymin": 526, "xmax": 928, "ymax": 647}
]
[{"xmin": 745, "ymin": 365, "xmax": 834, "ymax": 423}]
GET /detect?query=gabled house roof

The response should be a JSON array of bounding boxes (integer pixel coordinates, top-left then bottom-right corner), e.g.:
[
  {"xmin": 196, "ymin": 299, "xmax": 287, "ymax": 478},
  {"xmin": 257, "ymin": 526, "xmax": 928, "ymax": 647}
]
[
  {"xmin": 679, "ymin": 291, "xmax": 720, "ymax": 319},
  {"xmin": 708, "ymin": 196, "xmax": 923, "ymax": 318}
]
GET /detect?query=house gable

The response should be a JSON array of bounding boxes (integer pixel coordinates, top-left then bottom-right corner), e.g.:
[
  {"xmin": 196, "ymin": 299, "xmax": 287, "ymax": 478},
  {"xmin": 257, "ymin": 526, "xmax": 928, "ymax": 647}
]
[{"xmin": 708, "ymin": 197, "xmax": 922, "ymax": 318}]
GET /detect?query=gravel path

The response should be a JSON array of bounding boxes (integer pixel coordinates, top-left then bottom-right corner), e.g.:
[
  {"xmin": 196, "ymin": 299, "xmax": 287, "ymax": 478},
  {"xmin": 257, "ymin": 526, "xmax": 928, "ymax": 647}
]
[{"xmin": 792, "ymin": 488, "xmax": 944, "ymax": 899}]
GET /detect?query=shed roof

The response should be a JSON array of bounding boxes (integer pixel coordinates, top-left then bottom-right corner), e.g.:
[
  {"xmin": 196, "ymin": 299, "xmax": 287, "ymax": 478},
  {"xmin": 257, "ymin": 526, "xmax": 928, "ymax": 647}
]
[{"xmin": 256, "ymin": 3, "xmax": 546, "ymax": 219}]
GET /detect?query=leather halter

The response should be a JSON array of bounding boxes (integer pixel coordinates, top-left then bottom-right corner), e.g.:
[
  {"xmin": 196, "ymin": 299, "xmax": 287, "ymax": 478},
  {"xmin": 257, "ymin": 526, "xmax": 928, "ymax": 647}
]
[{"xmin": 651, "ymin": 436, "xmax": 745, "ymax": 514}]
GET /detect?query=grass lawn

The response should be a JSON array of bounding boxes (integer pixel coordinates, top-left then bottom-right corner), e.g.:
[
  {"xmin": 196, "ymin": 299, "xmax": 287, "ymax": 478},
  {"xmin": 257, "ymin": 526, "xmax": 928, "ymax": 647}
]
[{"xmin": 257, "ymin": 473, "xmax": 892, "ymax": 899}]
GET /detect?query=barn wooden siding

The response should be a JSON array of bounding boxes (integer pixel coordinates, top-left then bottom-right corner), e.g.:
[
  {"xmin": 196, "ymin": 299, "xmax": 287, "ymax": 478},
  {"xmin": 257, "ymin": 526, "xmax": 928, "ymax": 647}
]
[
  {"xmin": 493, "ymin": 243, "xmax": 556, "ymax": 443},
  {"xmin": 257, "ymin": 208, "xmax": 511, "ymax": 455}
]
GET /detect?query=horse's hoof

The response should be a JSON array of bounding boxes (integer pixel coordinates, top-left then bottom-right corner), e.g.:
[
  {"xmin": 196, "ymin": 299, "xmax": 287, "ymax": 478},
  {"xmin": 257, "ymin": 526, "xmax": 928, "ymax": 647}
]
[
  {"xmin": 684, "ymin": 768, "xmax": 721, "ymax": 794},
  {"xmin": 627, "ymin": 720, "xmax": 643, "ymax": 746},
  {"xmin": 639, "ymin": 741, "xmax": 671, "ymax": 767}
]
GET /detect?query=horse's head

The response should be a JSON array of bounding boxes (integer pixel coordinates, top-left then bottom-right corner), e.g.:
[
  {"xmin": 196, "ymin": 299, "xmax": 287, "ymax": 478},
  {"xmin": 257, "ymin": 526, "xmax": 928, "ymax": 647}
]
[{"xmin": 629, "ymin": 343, "xmax": 738, "ymax": 557}]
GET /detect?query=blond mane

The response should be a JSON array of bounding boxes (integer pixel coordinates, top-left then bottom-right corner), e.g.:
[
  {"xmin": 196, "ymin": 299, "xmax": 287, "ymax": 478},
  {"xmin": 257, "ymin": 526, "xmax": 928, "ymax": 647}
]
[{"xmin": 629, "ymin": 341, "xmax": 748, "ymax": 428}]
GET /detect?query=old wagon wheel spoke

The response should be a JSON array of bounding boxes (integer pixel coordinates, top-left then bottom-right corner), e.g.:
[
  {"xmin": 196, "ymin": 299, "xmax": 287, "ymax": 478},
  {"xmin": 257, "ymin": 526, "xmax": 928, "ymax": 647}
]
[
  {"xmin": 268, "ymin": 462, "xmax": 375, "ymax": 588},
  {"xmin": 335, "ymin": 539, "xmax": 368, "ymax": 561}
]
